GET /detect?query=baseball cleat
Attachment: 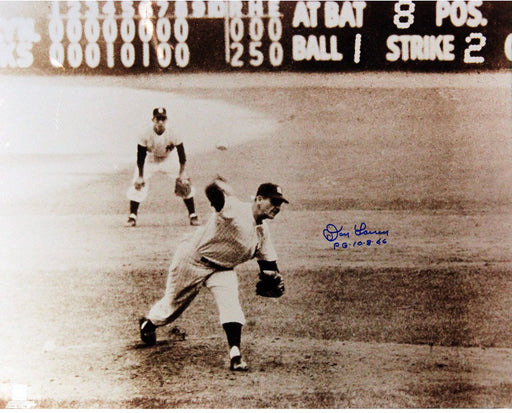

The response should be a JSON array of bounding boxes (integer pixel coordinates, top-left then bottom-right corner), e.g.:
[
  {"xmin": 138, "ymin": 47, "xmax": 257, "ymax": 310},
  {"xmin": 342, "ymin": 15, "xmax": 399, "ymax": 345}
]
[
  {"xmin": 229, "ymin": 356, "xmax": 248, "ymax": 372},
  {"xmin": 139, "ymin": 317, "xmax": 156, "ymax": 346},
  {"xmin": 126, "ymin": 214, "xmax": 137, "ymax": 227},
  {"xmin": 189, "ymin": 214, "xmax": 200, "ymax": 226}
]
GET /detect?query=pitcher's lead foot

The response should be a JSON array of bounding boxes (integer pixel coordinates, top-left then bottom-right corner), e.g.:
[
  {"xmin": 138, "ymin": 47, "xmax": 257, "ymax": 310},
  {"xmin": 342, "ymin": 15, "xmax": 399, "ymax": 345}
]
[{"xmin": 139, "ymin": 318, "xmax": 156, "ymax": 346}]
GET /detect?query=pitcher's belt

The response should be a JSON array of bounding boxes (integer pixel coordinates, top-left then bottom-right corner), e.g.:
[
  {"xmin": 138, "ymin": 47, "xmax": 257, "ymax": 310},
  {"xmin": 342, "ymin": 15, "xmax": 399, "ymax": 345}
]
[{"xmin": 200, "ymin": 256, "xmax": 233, "ymax": 271}]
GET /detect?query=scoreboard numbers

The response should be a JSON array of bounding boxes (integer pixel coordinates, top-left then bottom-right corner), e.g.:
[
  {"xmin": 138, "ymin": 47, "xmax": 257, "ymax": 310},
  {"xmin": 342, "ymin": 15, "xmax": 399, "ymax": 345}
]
[
  {"xmin": 393, "ymin": 0, "xmax": 415, "ymax": 30},
  {"xmin": 0, "ymin": 1, "xmax": 510, "ymax": 71}
]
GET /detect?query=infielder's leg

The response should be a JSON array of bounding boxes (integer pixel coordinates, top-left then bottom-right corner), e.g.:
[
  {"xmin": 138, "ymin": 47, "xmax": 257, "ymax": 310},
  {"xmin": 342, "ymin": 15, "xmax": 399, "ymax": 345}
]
[
  {"xmin": 175, "ymin": 182, "xmax": 199, "ymax": 225},
  {"xmin": 183, "ymin": 196, "xmax": 198, "ymax": 223},
  {"xmin": 126, "ymin": 164, "xmax": 156, "ymax": 226}
]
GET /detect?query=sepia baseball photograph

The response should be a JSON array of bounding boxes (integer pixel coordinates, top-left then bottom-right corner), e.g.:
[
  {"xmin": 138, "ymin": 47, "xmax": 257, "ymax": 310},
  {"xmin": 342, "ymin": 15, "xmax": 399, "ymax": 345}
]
[{"xmin": 0, "ymin": 0, "xmax": 511, "ymax": 408}]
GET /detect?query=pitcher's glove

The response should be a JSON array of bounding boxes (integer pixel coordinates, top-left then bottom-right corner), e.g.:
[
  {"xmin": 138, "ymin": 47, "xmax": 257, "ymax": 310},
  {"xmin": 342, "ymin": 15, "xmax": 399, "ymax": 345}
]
[
  {"xmin": 256, "ymin": 270, "xmax": 285, "ymax": 298},
  {"xmin": 174, "ymin": 177, "xmax": 192, "ymax": 198}
]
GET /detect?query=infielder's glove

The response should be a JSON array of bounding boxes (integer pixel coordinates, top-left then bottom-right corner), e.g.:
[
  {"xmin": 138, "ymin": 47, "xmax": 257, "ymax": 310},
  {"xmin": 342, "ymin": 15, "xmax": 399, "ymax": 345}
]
[
  {"xmin": 256, "ymin": 270, "xmax": 285, "ymax": 298},
  {"xmin": 174, "ymin": 177, "xmax": 192, "ymax": 198}
]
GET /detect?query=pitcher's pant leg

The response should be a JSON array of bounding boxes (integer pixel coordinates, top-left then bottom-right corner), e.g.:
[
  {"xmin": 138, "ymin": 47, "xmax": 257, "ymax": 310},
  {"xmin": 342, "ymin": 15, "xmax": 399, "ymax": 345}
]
[
  {"xmin": 147, "ymin": 268, "xmax": 201, "ymax": 326},
  {"xmin": 148, "ymin": 246, "xmax": 210, "ymax": 326},
  {"xmin": 205, "ymin": 270, "xmax": 245, "ymax": 325}
]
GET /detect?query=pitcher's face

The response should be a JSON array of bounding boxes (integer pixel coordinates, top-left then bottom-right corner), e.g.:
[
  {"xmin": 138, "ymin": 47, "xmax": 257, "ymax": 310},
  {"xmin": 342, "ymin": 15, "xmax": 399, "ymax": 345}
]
[{"xmin": 255, "ymin": 196, "xmax": 282, "ymax": 220}]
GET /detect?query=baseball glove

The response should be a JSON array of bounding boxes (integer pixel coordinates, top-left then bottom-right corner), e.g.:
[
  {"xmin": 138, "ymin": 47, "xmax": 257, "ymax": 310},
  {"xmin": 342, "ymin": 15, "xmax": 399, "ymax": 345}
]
[
  {"xmin": 256, "ymin": 270, "xmax": 285, "ymax": 298},
  {"xmin": 174, "ymin": 177, "xmax": 192, "ymax": 198}
]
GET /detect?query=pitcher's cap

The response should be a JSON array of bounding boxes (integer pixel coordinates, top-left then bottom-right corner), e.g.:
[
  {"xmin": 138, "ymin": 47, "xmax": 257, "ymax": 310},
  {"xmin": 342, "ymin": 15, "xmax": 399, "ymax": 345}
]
[
  {"xmin": 256, "ymin": 183, "xmax": 288, "ymax": 204},
  {"xmin": 153, "ymin": 107, "xmax": 167, "ymax": 120}
]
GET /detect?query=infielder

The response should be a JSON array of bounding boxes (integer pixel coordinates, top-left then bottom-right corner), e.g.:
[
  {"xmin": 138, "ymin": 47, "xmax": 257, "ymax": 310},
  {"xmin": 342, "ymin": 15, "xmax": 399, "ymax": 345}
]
[
  {"xmin": 126, "ymin": 107, "xmax": 199, "ymax": 227},
  {"xmin": 139, "ymin": 177, "xmax": 288, "ymax": 371}
]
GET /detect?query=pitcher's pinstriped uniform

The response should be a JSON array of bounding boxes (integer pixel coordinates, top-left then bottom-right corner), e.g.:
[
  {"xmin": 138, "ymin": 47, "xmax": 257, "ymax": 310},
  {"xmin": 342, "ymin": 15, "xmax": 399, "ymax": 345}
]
[
  {"xmin": 147, "ymin": 190, "xmax": 277, "ymax": 326},
  {"xmin": 140, "ymin": 178, "xmax": 288, "ymax": 371}
]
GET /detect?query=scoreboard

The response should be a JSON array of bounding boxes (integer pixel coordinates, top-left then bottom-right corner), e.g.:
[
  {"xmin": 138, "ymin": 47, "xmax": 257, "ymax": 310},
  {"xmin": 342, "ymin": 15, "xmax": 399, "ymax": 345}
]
[{"xmin": 1, "ymin": 1, "xmax": 511, "ymax": 73}]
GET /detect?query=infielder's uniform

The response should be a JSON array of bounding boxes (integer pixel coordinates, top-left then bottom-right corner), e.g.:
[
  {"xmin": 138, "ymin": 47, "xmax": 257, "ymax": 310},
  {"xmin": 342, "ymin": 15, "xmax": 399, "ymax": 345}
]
[
  {"xmin": 126, "ymin": 107, "xmax": 198, "ymax": 227},
  {"xmin": 140, "ymin": 179, "xmax": 288, "ymax": 371}
]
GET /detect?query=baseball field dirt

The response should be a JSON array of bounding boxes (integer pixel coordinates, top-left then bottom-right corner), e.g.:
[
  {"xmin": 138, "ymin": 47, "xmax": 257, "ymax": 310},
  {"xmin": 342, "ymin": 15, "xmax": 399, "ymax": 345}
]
[{"xmin": 0, "ymin": 72, "xmax": 511, "ymax": 408}]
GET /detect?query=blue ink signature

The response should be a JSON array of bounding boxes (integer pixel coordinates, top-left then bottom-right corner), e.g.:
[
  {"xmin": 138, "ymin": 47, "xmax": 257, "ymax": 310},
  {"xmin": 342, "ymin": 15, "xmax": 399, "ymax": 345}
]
[
  {"xmin": 322, "ymin": 224, "xmax": 350, "ymax": 242},
  {"xmin": 332, "ymin": 239, "xmax": 387, "ymax": 250},
  {"xmin": 354, "ymin": 222, "xmax": 389, "ymax": 237},
  {"xmin": 323, "ymin": 222, "xmax": 389, "ymax": 250}
]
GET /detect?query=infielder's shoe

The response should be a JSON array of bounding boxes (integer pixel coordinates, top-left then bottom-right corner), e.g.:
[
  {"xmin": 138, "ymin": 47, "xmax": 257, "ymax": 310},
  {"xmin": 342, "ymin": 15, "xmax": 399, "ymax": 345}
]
[
  {"xmin": 230, "ymin": 356, "xmax": 248, "ymax": 372},
  {"xmin": 189, "ymin": 214, "xmax": 200, "ymax": 226},
  {"xmin": 126, "ymin": 214, "xmax": 137, "ymax": 227},
  {"xmin": 139, "ymin": 317, "xmax": 156, "ymax": 346}
]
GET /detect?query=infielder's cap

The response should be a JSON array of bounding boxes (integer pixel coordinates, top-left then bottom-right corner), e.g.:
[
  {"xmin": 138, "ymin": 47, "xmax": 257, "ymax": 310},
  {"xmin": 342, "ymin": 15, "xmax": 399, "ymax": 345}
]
[
  {"xmin": 257, "ymin": 183, "xmax": 289, "ymax": 204},
  {"xmin": 153, "ymin": 107, "xmax": 167, "ymax": 120}
]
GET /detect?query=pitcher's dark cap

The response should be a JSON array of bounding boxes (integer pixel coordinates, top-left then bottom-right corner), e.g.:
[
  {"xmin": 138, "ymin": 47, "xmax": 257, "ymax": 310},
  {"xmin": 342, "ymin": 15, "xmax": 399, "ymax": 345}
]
[
  {"xmin": 153, "ymin": 107, "xmax": 167, "ymax": 120},
  {"xmin": 256, "ymin": 183, "xmax": 288, "ymax": 204}
]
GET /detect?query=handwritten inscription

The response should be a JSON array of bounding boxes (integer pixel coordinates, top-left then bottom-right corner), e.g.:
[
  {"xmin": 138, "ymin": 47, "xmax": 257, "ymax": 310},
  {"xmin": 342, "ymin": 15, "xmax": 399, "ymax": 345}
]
[
  {"xmin": 323, "ymin": 224, "xmax": 350, "ymax": 241},
  {"xmin": 354, "ymin": 222, "xmax": 389, "ymax": 237},
  {"xmin": 323, "ymin": 222, "xmax": 389, "ymax": 250}
]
